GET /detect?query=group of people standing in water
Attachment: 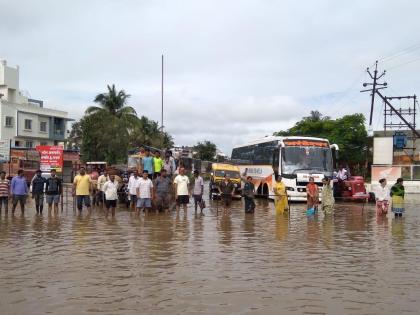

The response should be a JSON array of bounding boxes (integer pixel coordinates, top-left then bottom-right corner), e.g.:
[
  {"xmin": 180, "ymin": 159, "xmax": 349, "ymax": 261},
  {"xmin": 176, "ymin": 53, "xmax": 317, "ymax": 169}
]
[
  {"xmin": 375, "ymin": 177, "xmax": 405, "ymax": 218},
  {"xmin": 272, "ymin": 175, "xmax": 334, "ymax": 216}
]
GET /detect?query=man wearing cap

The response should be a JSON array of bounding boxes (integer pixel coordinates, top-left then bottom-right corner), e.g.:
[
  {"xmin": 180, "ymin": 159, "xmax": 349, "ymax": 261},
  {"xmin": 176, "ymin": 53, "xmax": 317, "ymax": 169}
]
[{"xmin": 31, "ymin": 169, "xmax": 46, "ymax": 214}]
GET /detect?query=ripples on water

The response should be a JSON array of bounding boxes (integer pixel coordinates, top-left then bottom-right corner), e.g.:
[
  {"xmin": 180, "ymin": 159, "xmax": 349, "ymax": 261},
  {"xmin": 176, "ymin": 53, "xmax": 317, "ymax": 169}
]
[{"xmin": 0, "ymin": 193, "xmax": 419, "ymax": 315}]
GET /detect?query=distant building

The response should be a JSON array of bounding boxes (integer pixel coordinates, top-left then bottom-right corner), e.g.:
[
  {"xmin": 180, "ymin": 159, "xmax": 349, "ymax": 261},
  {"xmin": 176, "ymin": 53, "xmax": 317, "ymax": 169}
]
[{"xmin": 0, "ymin": 59, "xmax": 72, "ymax": 148}]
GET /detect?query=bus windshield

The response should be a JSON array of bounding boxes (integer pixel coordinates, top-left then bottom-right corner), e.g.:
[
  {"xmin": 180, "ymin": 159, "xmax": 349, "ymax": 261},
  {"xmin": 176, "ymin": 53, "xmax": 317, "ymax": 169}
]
[
  {"xmin": 282, "ymin": 146, "xmax": 333, "ymax": 175},
  {"xmin": 214, "ymin": 170, "xmax": 240, "ymax": 179}
]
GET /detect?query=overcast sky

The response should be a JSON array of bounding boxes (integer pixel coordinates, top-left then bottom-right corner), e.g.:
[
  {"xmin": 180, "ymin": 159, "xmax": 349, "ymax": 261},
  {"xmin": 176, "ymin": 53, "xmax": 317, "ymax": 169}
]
[{"xmin": 1, "ymin": 0, "xmax": 420, "ymax": 154}]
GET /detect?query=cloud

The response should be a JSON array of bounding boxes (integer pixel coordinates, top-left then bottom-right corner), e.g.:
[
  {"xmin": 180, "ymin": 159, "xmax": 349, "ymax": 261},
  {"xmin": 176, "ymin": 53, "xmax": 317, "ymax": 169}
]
[{"xmin": 2, "ymin": 0, "xmax": 420, "ymax": 154}]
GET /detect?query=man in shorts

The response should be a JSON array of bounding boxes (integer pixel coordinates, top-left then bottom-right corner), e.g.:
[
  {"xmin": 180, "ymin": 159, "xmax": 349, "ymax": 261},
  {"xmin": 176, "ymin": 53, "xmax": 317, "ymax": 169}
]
[
  {"xmin": 45, "ymin": 169, "xmax": 62, "ymax": 216},
  {"xmin": 218, "ymin": 174, "xmax": 235, "ymax": 215},
  {"xmin": 73, "ymin": 167, "xmax": 92, "ymax": 215},
  {"xmin": 192, "ymin": 170, "xmax": 204, "ymax": 214},
  {"xmin": 173, "ymin": 167, "xmax": 190, "ymax": 216},
  {"xmin": 136, "ymin": 170, "xmax": 154, "ymax": 215},
  {"xmin": 102, "ymin": 174, "xmax": 118, "ymax": 218},
  {"xmin": 11, "ymin": 169, "xmax": 28, "ymax": 215},
  {"xmin": 154, "ymin": 169, "xmax": 172, "ymax": 214}
]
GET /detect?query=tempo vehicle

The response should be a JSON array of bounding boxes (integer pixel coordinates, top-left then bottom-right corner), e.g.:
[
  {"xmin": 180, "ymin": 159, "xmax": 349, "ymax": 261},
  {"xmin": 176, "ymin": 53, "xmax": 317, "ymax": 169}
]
[
  {"xmin": 231, "ymin": 136, "xmax": 338, "ymax": 201},
  {"xmin": 209, "ymin": 163, "xmax": 242, "ymax": 199}
]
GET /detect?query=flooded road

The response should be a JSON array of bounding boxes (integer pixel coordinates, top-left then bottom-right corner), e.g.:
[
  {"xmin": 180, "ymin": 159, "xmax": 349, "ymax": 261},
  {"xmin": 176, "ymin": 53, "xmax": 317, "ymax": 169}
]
[{"xmin": 0, "ymin": 192, "xmax": 419, "ymax": 314}]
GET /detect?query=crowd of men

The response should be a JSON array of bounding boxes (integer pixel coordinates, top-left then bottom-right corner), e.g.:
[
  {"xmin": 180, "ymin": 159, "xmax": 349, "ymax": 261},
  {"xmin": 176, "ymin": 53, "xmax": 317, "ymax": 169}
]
[
  {"xmin": 0, "ymin": 147, "xmax": 246, "ymax": 218},
  {"xmin": 0, "ymin": 169, "xmax": 62, "ymax": 216},
  {"xmin": 72, "ymin": 166, "xmax": 208, "ymax": 218}
]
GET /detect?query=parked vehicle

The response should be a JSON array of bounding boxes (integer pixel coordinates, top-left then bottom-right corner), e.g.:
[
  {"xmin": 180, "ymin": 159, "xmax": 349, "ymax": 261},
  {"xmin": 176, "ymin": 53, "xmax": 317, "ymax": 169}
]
[
  {"xmin": 209, "ymin": 163, "xmax": 242, "ymax": 199},
  {"xmin": 335, "ymin": 176, "xmax": 374, "ymax": 202}
]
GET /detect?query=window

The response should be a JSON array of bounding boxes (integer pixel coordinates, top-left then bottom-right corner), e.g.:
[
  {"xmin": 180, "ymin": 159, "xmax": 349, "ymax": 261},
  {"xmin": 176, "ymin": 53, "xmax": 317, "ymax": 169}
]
[
  {"xmin": 25, "ymin": 141, "xmax": 33, "ymax": 148},
  {"xmin": 14, "ymin": 141, "xmax": 20, "ymax": 147},
  {"xmin": 40, "ymin": 121, "xmax": 47, "ymax": 132},
  {"xmin": 231, "ymin": 141, "xmax": 278, "ymax": 165},
  {"xmin": 5, "ymin": 116, "xmax": 13, "ymax": 127},
  {"xmin": 24, "ymin": 119, "xmax": 32, "ymax": 130}
]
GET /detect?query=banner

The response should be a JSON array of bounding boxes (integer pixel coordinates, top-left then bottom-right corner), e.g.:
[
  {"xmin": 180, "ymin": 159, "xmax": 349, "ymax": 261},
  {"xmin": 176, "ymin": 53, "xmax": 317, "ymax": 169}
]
[
  {"xmin": 0, "ymin": 139, "xmax": 11, "ymax": 163},
  {"xmin": 371, "ymin": 166, "xmax": 401, "ymax": 182},
  {"xmin": 36, "ymin": 146, "xmax": 64, "ymax": 172}
]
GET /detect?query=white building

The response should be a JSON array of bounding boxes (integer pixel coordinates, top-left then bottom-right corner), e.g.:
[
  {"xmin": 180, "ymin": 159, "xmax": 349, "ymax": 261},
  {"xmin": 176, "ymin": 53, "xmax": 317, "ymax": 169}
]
[{"xmin": 0, "ymin": 59, "xmax": 72, "ymax": 148}]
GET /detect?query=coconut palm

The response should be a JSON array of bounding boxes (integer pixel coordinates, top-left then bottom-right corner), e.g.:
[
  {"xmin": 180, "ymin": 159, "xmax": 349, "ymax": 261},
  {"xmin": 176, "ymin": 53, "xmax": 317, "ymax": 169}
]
[{"xmin": 86, "ymin": 84, "xmax": 137, "ymax": 119}]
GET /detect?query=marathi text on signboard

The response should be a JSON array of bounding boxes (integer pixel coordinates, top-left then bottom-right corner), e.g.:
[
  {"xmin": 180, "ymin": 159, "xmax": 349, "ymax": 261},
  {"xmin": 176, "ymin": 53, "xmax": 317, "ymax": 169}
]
[{"xmin": 36, "ymin": 146, "xmax": 64, "ymax": 172}]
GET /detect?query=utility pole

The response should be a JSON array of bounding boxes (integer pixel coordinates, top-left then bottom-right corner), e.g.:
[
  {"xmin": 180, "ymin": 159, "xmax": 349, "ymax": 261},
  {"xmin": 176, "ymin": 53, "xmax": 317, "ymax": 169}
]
[
  {"xmin": 161, "ymin": 54, "xmax": 164, "ymax": 132},
  {"xmin": 361, "ymin": 62, "xmax": 420, "ymax": 138},
  {"xmin": 361, "ymin": 61, "xmax": 387, "ymax": 127}
]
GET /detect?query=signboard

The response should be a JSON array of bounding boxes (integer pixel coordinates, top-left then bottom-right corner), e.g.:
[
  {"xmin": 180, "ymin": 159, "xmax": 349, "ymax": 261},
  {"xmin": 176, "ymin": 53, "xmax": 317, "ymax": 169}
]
[
  {"xmin": 0, "ymin": 139, "xmax": 11, "ymax": 163},
  {"xmin": 284, "ymin": 140, "xmax": 329, "ymax": 147},
  {"xmin": 373, "ymin": 137, "xmax": 393, "ymax": 165},
  {"xmin": 36, "ymin": 146, "xmax": 64, "ymax": 172},
  {"xmin": 371, "ymin": 166, "xmax": 401, "ymax": 182}
]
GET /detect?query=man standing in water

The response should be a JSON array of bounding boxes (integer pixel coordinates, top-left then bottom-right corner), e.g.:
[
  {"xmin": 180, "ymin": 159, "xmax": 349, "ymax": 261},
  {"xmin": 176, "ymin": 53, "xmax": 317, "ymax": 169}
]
[
  {"xmin": 102, "ymin": 174, "xmax": 118, "ymax": 218},
  {"xmin": 0, "ymin": 171, "xmax": 10, "ymax": 214},
  {"xmin": 45, "ymin": 169, "xmax": 62, "ymax": 216},
  {"xmin": 128, "ymin": 170, "xmax": 140, "ymax": 211},
  {"xmin": 31, "ymin": 169, "xmax": 46, "ymax": 214},
  {"xmin": 218, "ymin": 174, "xmax": 235, "ymax": 215},
  {"xmin": 136, "ymin": 170, "xmax": 154, "ymax": 215},
  {"xmin": 154, "ymin": 169, "xmax": 172, "ymax": 214},
  {"xmin": 242, "ymin": 175, "xmax": 255, "ymax": 214},
  {"xmin": 173, "ymin": 167, "xmax": 190, "ymax": 216},
  {"xmin": 192, "ymin": 170, "xmax": 204, "ymax": 214},
  {"xmin": 73, "ymin": 167, "xmax": 92, "ymax": 215},
  {"xmin": 11, "ymin": 169, "xmax": 28, "ymax": 215},
  {"xmin": 97, "ymin": 170, "xmax": 108, "ymax": 208}
]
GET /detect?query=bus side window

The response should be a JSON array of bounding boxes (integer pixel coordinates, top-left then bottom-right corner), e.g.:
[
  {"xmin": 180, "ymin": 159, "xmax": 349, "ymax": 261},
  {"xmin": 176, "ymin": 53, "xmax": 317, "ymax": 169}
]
[{"xmin": 272, "ymin": 149, "xmax": 279, "ymax": 175}]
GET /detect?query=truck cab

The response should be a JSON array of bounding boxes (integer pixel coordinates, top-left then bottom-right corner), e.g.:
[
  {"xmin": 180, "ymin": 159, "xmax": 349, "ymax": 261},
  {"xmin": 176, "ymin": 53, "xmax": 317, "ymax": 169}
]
[{"xmin": 209, "ymin": 163, "xmax": 242, "ymax": 199}]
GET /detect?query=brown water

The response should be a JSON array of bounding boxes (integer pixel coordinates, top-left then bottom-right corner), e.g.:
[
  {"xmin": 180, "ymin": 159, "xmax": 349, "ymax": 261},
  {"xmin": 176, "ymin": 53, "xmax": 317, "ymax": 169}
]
[{"xmin": 0, "ymin": 193, "xmax": 419, "ymax": 315}]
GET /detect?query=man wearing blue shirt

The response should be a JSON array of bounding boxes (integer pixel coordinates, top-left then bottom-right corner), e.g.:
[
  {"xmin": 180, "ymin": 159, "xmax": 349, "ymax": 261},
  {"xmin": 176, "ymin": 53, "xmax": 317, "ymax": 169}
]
[
  {"xmin": 142, "ymin": 149, "xmax": 154, "ymax": 179},
  {"xmin": 11, "ymin": 169, "xmax": 29, "ymax": 215}
]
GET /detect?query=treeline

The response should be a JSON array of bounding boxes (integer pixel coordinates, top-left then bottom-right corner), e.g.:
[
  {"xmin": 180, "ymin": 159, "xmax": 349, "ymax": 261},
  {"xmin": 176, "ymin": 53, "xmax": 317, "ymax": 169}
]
[{"xmin": 67, "ymin": 85, "xmax": 173, "ymax": 164}]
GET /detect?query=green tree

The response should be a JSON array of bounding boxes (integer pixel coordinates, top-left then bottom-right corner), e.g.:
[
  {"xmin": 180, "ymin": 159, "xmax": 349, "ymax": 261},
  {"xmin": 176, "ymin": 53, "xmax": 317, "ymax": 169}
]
[
  {"xmin": 66, "ymin": 121, "xmax": 82, "ymax": 150},
  {"xmin": 73, "ymin": 85, "xmax": 174, "ymax": 164},
  {"xmin": 193, "ymin": 141, "xmax": 217, "ymax": 161}
]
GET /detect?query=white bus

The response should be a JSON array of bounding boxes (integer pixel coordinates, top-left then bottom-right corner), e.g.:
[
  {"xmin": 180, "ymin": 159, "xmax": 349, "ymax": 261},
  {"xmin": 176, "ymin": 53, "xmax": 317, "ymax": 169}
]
[{"xmin": 231, "ymin": 136, "xmax": 338, "ymax": 201}]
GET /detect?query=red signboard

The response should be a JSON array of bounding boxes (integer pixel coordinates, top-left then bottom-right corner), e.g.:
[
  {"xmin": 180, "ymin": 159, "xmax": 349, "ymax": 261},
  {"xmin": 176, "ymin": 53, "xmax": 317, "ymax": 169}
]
[{"xmin": 36, "ymin": 146, "xmax": 64, "ymax": 172}]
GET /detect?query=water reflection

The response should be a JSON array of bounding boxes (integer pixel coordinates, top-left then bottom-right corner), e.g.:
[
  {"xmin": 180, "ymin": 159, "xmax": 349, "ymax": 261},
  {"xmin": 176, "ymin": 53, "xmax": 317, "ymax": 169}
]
[{"xmin": 0, "ymin": 195, "xmax": 419, "ymax": 314}]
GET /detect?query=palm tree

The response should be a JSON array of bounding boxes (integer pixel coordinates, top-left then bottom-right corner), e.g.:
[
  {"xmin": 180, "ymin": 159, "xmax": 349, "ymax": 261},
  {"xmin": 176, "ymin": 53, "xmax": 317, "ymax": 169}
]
[{"xmin": 86, "ymin": 84, "xmax": 137, "ymax": 119}]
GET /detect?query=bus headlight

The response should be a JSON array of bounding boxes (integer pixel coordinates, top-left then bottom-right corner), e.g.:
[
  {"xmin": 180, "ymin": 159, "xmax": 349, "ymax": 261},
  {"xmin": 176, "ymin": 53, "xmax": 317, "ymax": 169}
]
[
  {"xmin": 234, "ymin": 183, "xmax": 238, "ymax": 188},
  {"xmin": 286, "ymin": 187, "xmax": 295, "ymax": 191}
]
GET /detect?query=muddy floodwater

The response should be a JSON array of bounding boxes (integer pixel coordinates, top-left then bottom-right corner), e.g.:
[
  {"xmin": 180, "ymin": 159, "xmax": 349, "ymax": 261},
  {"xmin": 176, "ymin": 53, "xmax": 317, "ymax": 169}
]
[{"xmin": 0, "ymin": 191, "xmax": 419, "ymax": 315}]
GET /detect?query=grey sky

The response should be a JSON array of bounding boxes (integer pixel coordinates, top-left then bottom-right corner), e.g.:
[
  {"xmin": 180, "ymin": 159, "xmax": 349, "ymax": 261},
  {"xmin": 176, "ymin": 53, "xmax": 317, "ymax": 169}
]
[{"xmin": 1, "ymin": 0, "xmax": 420, "ymax": 154}]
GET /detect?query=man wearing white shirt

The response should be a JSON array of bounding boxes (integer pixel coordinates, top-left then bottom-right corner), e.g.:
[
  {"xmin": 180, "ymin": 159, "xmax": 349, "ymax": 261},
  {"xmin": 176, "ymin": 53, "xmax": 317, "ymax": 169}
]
[
  {"xmin": 374, "ymin": 178, "xmax": 390, "ymax": 216},
  {"xmin": 173, "ymin": 167, "xmax": 190, "ymax": 216},
  {"xmin": 102, "ymin": 175, "xmax": 118, "ymax": 218},
  {"xmin": 128, "ymin": 171, "xmax": 141, "ymax": 211},
  {"xmin": 97, "ymin": 170, "xmax": 109, "ymax": 208},
  {"xmin": 136, "ymin": 170, "xmax": 154, "ymax": 215}
]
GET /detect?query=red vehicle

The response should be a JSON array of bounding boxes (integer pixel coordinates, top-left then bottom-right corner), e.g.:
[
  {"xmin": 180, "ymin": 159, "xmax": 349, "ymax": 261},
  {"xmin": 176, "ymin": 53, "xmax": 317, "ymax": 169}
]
[{"xmin": 336, "ymin": 176, "xmax": 373, "ymax": 202}]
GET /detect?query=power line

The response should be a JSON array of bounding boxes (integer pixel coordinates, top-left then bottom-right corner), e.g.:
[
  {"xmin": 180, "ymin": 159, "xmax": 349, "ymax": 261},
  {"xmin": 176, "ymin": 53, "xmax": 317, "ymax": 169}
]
[
  {"xmin": 387, "ymin": 56, "xmax": 420, "ymax": 70},
  {"xmin": 378, "ymin": 42, "xmax": 420, "ymax": 63}
]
